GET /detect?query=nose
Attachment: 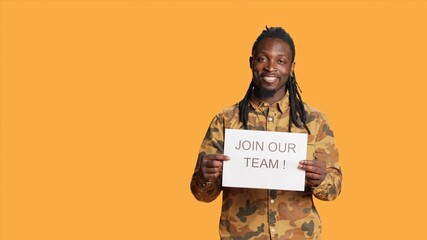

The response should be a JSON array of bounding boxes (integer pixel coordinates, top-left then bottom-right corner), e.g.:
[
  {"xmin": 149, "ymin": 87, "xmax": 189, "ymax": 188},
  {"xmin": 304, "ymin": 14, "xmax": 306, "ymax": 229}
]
[{"xmin": 264, "ymin": 60, "xmax": 277, "ymax": 72}]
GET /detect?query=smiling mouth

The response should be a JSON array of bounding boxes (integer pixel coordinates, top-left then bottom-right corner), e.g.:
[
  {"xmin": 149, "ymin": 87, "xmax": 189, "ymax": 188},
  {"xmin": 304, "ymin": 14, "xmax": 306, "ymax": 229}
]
[{"xmin": 262, "ymin": 76, "xmax": 279, "ymax": 83}]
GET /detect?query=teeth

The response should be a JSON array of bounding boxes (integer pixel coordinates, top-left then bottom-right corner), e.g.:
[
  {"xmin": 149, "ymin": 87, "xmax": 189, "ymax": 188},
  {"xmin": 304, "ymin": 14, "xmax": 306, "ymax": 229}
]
[{"xmin": 263, "ymin": 77, "xmax": 277, "ymax": 83}]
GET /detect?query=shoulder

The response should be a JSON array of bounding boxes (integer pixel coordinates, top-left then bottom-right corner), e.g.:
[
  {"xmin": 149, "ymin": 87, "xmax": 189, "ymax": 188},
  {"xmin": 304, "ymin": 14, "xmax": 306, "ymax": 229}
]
[
  {"xmin": 303, "ymin": 102, "xmax": 328, "ymax": 122},
  {"xmin": 303, "ymin": 102, "xmax": 335, "ymax": 138},
  {"xmin": 214, "ymin": 102, "xmax": 240, "ymax": 120},
  {"xmin": 303, "ymin": 102, "xmax": 332, "ymax": 132},
  {"xmin": 208, "ymin": 102, "xmax": 241, "ymax": 129}
]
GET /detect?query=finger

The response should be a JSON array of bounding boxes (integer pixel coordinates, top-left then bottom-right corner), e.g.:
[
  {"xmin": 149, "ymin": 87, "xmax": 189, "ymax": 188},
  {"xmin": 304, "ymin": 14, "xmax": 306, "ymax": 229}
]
[
  {"xmin": 204, "ymin": 154, "xmax": 231, "ymax": 161},
  {"xmin": 306, "ymin": 179, "xmax": 321, "ymax": 187},
  {"xmin": 203, "ymin": 160, "xmax": 224, "ymax": 168},
  {"xmin": 203, "ymin": 166, "xmax": 222, "ymax": 174},
  {"xmin": 204, "ymin": 172, "xmax": 221, "ymax": 181},
  {"xmin": 299, "ymin": 164, "xmax": 320, "ymax": 173},
  {"xmin": 299, "ymin": 161, "xmax": 326, "ymax": 174},
  {"xmin": 299, "ymin": 160, "xmax": 325, "ymax": 167},
  {"xmin": 305, "ymin": 172, "xmax": 323, "ymax": 180}
]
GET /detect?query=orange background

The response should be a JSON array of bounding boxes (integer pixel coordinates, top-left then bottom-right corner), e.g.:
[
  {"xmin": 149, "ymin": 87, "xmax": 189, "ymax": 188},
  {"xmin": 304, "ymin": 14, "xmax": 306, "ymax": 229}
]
[{"xmin": 1, "ymin": 0, "xmax": 427, "ymax": 239}]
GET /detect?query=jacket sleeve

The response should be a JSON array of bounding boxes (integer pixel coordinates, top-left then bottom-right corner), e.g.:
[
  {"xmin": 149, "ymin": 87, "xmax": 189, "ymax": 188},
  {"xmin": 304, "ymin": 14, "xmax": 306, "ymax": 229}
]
[
  {"xmin": 190, "ymin": 115, "xmax": 225, "ymax": 202},
  {"xmin": 311, "ymin": 114, "xmax": 343, "ymax": 201}
]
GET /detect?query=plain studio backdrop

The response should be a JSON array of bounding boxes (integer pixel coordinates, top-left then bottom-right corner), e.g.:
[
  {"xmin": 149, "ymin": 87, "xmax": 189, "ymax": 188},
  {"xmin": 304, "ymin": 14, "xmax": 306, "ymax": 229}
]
[{"xmin": 1, "ymin": 1, "xmax": 426, "ymax": 239}]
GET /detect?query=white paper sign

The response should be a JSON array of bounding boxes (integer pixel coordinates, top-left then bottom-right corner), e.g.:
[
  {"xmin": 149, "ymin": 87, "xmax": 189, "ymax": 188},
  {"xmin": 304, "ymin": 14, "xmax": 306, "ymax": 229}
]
[{"xmin": 222, "ymin": 129, "xmax": 308, "ymax": 191}]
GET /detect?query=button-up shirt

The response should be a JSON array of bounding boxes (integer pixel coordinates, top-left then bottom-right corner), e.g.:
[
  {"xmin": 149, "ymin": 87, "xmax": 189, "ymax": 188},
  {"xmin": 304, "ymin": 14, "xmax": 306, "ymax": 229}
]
[{"xmin": 191, "ymin": 93, "xmax": 342, "ymax": 240}]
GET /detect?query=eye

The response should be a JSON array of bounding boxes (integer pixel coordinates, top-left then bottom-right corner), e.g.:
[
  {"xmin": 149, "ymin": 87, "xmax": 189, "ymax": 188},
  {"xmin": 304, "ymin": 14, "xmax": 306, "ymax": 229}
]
[
  {"xmin": 278, "ymin": 59, "xmax": 286, "ymax": 64},
  {"xmin": 256, "ymin": 56, "xmax": 268, "ymax": 62}
]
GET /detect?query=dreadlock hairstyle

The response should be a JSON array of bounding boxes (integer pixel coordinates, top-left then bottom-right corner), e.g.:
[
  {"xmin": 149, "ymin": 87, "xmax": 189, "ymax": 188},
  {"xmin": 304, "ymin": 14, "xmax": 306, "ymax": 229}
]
[{"xmin": 238, "ymin": 26, "xmax": 311, "ymax": 134}]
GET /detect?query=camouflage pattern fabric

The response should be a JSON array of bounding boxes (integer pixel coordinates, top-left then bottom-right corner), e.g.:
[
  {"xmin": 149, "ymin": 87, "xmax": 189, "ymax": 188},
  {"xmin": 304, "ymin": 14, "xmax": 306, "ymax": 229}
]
[{"xmin": 191, "ymin": 93, "xmax": 342, "ymax": 240}]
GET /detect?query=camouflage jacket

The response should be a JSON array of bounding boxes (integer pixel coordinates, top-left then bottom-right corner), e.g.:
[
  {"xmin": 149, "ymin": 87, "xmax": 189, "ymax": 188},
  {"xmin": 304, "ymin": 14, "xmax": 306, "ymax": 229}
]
[{"xmin": 191, "ymin": 93, "xmax": 342, "ymax": 240}]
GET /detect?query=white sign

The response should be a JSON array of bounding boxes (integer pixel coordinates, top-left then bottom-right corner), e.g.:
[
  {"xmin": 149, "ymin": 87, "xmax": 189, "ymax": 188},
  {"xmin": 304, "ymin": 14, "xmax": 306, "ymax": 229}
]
[{"xmin": 222, "ymin": 129, "xmax": 308, "ymax": 191}]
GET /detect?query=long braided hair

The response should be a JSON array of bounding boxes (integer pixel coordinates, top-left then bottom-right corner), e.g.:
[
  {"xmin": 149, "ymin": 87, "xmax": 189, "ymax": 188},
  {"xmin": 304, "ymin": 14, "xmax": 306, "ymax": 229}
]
[{"xmin": 238, "ymin": 26, "xmax": 311, "ymax": 134}]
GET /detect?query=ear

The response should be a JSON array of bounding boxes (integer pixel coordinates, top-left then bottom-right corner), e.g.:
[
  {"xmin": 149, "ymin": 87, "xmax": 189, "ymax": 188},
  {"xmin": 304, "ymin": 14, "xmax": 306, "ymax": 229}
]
[
  {"xmin": 249, "ymin": 56, "xmax": 253, "ymax": 69},
  {"xmin": 291, "ymin": 61, "xmax": 296, "ymax": 75}
]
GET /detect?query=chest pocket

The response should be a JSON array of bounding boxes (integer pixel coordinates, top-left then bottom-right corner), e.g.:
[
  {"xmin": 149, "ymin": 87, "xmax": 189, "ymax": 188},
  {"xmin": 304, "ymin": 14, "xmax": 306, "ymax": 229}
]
[{"xmin": 306, "ymin": 135, "xmax": 316, "ymax": 160}]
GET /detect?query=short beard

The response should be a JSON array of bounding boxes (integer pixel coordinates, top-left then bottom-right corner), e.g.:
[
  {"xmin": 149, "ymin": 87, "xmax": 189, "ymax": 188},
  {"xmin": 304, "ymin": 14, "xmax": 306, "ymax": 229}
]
[{"xmin": 257, "ymin": 87, "xmax": 276, "ymax": 99}]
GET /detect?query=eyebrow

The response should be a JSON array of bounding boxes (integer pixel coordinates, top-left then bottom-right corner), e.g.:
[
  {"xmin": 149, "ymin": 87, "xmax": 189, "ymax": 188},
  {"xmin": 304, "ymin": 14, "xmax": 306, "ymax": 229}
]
[{"xmin": 255, "ymin": 52, "xmax": 289, "ymax": 58}]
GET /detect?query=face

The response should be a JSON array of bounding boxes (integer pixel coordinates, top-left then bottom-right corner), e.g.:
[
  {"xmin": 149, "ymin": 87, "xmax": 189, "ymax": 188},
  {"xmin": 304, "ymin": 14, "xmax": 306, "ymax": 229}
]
[{"xmin": 250, "ymin": 37, "xmax": 295, "ymax": 102}]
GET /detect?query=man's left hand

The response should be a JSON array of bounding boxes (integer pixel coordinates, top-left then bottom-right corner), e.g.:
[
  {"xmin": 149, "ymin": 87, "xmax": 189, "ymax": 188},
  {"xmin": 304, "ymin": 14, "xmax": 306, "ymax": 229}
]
[{"xmin": 298, "ymin": 160, "xmax": 326, "ymax": 188}]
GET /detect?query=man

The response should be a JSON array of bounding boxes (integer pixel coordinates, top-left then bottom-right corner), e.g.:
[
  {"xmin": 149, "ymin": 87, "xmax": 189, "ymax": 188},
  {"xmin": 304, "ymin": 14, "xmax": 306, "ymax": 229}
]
[{"xmin": 191, "ymin": 26, "xmax": 342, "ymax": 240}]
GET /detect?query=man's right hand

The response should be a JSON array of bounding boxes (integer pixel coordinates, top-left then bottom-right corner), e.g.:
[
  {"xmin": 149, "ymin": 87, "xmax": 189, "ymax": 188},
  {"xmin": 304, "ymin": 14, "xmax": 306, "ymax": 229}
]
[{"xmin": 200, "ymin": 154, "xmax": 230, "ymax": 181}]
